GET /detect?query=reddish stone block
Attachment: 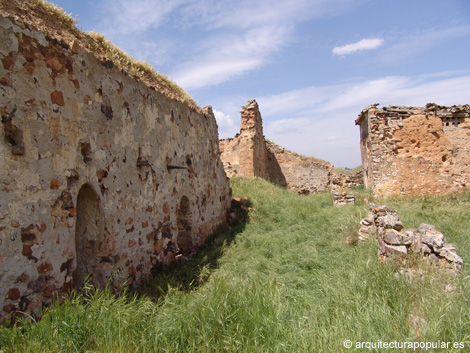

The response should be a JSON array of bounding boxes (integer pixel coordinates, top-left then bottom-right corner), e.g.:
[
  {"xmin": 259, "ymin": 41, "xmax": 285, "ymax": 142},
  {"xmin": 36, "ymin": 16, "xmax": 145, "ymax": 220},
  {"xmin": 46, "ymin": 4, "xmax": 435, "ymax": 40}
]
[
  {"xmin": 22, "ymin": 243, "xmax": 33, "ymax": 256},
  {"xmin": 163, "ymin": 203, "xmax": 170, "ymax": 214},
  {"xmin": 7, "ymin": 288, "xmax": 20, "ymax": 300},
  {"xmin": 1, "ymin": 55, "xmax": 14, "ymax": 70},
  {"xmin": 0, "ymin": 74, "xmax": 12, "ymax": 87},
  {"xmin": 37, "ymin": 262, "xmax": 53, "ymax": 273},
  {"xmin": 50, "ymin": 91, "xmax": 65, "ymax": 106},
  {"xmin": 50, "ymin": 178, "xmax": 62, "ymax": 189},
  {"xmin": 142, "ymin": 221, "xmax": 149, "ymax": 228},
  {"xmin": 3, "ymin": 303, "xmax": 15, "ymax": 313},
  {"xmin": 128, "ymin": 239, "xmax": 136, "ymax": 247},
  {"xmin": 43, "ymin": 284, "xmax": 55, "ymax": 298},
  {"xmin": 46, "ymin": 57, "xmax": 62, "ymax": 71},
  {"xmin": 24, "ymin": 61, "xmax": 35, "ymax": 75}
]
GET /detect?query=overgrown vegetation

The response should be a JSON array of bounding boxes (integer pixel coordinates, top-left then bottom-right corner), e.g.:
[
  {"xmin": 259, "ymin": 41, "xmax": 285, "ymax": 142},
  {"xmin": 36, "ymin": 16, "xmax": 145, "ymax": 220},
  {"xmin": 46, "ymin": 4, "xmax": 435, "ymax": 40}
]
[{"xmin": 1, "ymin": 178, "xmax": 469, "ymax": 352}]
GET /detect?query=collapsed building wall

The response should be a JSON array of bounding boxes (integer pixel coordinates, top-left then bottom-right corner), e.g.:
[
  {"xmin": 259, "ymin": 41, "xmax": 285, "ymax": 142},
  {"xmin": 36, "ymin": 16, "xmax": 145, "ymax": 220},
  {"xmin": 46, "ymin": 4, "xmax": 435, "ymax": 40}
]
[
  {"xmin": 356, "ymin": 103, "xmax": 470, "ymax": 196},
  {"xmin": 0, "ymin": 13, "xmax": 230, "ymax": 322},
  {"xmin": 220, "ymin": 100, "xmax": 361, "ymax": 193}
]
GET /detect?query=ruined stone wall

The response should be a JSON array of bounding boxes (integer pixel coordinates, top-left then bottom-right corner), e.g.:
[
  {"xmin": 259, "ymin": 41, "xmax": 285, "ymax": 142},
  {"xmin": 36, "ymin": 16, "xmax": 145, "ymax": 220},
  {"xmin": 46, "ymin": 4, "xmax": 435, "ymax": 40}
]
[
  {"xmin": 0, "ymin": 14, "xmax": 230, "ymax": 322},
  {"xmin": 220, "ymin": 100, "xmax": 269, "ymax": 179},
  {"xmin": 356, "ymin": 104, "xmax": 470, "ymax": 196},
  {"xmin": 219, "ymin": 99, "xmax": 357, "ymax": 194},
  {"xmin": 265, "ymin": 141, "xmax": 331, "ymax": 193}
]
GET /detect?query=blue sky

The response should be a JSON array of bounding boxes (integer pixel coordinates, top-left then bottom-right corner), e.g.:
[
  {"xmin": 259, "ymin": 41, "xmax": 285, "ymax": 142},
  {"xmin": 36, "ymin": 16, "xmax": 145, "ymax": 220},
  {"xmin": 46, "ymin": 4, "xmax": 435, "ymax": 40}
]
[{"xmin": 51, "ymin": 0, "xmax": 470, "ymax": 168}]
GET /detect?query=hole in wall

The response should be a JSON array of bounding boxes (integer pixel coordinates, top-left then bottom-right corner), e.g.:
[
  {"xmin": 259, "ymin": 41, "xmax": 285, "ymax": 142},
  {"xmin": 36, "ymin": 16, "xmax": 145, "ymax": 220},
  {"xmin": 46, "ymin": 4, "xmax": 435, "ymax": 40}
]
[{"xmin": 80, "ymin": 142, "xmax": 92, "ymax": 164}]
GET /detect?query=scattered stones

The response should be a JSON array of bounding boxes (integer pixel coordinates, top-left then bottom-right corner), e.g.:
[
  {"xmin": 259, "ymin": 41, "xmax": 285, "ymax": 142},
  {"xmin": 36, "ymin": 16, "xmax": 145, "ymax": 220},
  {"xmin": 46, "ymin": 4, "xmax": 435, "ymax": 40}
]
[
  {"xmin": 333, "ymin": 192, "xmax": 355, "ymax": 206},
  {"xmin": 359, "ymin": 204, "xmax": 463, "ymax": 272}
]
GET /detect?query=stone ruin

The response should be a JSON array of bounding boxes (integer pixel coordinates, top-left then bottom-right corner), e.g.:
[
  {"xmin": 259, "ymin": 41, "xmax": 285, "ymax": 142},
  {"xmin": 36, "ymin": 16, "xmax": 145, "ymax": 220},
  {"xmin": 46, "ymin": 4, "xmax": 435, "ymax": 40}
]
[
  {"xmin": 333, "ymin": 192, "xmax": 355, "ymax": 206},
  {"xmin": 220, "ymin": 99, "xmax": 363, "ymax": 194},
  {"xmin": 0, "ymin": 7, "xmax": 230, "ymax": 322},
  {"xmin": 356, "ymin": 103, "xmax": 470, "ymax": 197},
  {"xmin": 359, "ymin": 204, "xmax": 463, "ymax": 272}
]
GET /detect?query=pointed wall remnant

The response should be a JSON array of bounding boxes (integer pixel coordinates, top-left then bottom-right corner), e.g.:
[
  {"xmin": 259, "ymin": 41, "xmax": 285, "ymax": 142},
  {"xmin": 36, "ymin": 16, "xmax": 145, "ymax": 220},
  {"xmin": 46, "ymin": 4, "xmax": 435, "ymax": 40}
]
[
  {"xmin": 220, "ymin": 100, "xmax": 361, "ymax": 194},
  {"xmin": 238, "ymin": 99, "xmax": 269, "ymax": 179}
]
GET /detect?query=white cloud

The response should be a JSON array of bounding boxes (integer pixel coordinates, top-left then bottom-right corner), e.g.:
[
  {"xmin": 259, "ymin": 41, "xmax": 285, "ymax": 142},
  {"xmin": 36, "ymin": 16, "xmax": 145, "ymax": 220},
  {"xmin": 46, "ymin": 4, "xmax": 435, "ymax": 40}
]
[
  {"xmin": 257, "ymin": 84, "xmax": 345, "ymax": 117},
  {"xmin": 171, "ymin": 25, "xmax": 290, "ymax": 89},
  {"xmin": 214, "ymin": 109, "xmax": 238, "ymax": 138},
  {"xmin": 379, "ymin": 26, "xmax": 470, "ymax": 64},
  {"xmin": 332, "ymin": 38, "xmax": 384, "ymax": 56},
  {"xmin": 93, "ymin": 0, "xmax": 362, "ymax": 89},
  {"xmin": 266, "ymin": 118, "xmax": 310, "ymax": 134},
  {"xmin": 96, "ymin": 0, "xmax": 186, "ymax": 36},
  {"xmin": 256, "ymin": 71, "xmax": 470, "ymax": 167}
]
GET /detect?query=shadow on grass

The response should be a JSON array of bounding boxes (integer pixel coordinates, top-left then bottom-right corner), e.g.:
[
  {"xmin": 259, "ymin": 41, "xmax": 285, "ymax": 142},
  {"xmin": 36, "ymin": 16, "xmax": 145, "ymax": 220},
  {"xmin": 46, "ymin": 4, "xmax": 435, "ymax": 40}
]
[{"xmin": 139, "ymin": 199, "xmax": 249, "ymax": 300}]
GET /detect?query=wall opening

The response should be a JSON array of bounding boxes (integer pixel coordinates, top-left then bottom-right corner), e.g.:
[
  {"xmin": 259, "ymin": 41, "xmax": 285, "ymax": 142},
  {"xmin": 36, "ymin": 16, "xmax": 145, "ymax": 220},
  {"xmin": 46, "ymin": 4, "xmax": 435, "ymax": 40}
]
[
  {"xmin": 441, "ymin": 116, "xmax": 464, "ymax": 127},
  {"xmin": 73, "ymin": 183, "xmax": 104, "ymax": 289},
  {"xmin": 176, "ymin": 196, "xmax": 193, "ymax": 254}
]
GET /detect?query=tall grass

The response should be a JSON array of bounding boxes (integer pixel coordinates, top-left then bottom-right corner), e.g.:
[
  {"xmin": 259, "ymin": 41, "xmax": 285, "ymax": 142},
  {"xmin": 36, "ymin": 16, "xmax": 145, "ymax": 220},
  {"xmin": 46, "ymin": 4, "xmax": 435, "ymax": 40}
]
[{"xmin": 1, "ymin": 178, "xmax": 469, "ymax": 352}]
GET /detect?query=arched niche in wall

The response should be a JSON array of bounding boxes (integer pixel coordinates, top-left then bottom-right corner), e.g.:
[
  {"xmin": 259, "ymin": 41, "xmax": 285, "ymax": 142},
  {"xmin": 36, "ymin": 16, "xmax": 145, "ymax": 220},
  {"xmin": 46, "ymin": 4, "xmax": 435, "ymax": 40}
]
[
  {"xmin": 73, "ymin": 183, "xmax": 105, "ymax": 289},
  {"xmin": 176, "ymin": 195, "xmax": 193, "ymax": 253}
]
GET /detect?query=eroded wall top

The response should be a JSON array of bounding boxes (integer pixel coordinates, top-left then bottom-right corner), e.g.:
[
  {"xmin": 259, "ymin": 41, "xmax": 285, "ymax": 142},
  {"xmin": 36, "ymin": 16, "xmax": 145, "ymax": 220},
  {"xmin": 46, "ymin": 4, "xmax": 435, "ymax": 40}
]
[{"xmin": 356, "ymin": 103, "xmax": 470, "ymax": 196}]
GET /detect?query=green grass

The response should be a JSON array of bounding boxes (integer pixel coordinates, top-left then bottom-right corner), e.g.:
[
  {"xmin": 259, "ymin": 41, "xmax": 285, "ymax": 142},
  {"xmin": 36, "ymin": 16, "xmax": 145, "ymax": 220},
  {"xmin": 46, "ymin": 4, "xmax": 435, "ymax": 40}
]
[{"xmin": 1, "ymin": 177, "xmax": 469, "ymax": 352}]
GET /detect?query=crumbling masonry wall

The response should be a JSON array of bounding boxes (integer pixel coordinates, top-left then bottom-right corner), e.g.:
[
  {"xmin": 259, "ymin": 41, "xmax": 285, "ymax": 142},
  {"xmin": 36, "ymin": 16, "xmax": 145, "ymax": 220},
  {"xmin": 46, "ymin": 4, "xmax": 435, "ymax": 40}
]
[
  {"xmin": 220, "ymin": 99, "xmax": 362, "ymax": 194},
  {"xmin": 356, "ymin": 104, "xmax": 470, "ymax": 197},
  {"xmin": 0, "ymin": 14, "xmax": 230, "ymax": 322}
]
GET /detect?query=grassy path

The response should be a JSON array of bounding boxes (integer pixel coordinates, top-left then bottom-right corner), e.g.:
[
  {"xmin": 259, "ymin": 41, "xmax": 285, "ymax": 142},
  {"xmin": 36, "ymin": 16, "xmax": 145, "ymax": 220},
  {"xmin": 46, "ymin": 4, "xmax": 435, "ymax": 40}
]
[{"xmin": 1, "ymin": 177, "xmax": 469, "ymax": 352}]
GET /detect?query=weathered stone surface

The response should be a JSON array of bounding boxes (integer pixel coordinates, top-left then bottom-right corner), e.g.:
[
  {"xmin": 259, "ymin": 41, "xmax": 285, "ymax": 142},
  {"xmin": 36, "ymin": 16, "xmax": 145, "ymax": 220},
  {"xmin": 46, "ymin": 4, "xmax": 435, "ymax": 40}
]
[
  {"xmin": 421, "ymin": 231, "xmax": 445, "ymax": 251},
  {"xmin": 356, "ymin": 104, "xmax": 470, "ymax": 197},
  {"xmin": 378, "ymin": 239, "xmax": 408, "ymax": 258},
  {"xmin": 359, "ymin": 204, "xmax": 463, "ymax": 272},
  {"xmin": 436, "ymin": 244, "xmax": 463, "ymax": 269},
  {"xmin": 383, "ymin": 229, "xmax": 413, "ymax": 246},
  {"xmin": 0, "ymin": 13, "xmax": 231, "ymax": 322},
  {"xmin": 418, "ymin": 223, "xmax": 436, "ymax": 234},
  {"xmin": 50, "ymin": 91, "xmax": 65, "ymax": 106},
  {"xmin": 220, "ymin": 100, "xmax": 361, "ymax": 194},
  {"xmin": 333, "ymin": 192, "xmax": 355, "ymax": 206}
]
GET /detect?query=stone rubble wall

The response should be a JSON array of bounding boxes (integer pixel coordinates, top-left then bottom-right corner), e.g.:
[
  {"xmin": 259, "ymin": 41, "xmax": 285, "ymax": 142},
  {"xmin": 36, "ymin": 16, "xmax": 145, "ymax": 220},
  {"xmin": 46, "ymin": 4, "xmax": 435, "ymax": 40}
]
[
  {"xmin": 359, "ymin": 204, "xmax": 463, "ymax": 272},
  {"xmin": 356, "ymin": 103, "xmax": 470, "ymax": 197},
  {"xmin": 220, "ymin": 100, "xmax": 362, "ymax": 194},
  {"xmin": 333, "ymin": 192, "xmax": 355, "ymax": 206},
  {"xmin": 0, "ymin": 14, "xmax": 230, "ymax": 322}
]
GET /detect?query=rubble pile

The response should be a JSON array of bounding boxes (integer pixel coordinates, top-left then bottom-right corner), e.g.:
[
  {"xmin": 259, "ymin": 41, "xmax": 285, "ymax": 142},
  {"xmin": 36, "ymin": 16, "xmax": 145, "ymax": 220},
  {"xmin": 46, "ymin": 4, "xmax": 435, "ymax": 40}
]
[{"xmin": 359, "ymin": 204, "xmax": 463, "ymax": 271}]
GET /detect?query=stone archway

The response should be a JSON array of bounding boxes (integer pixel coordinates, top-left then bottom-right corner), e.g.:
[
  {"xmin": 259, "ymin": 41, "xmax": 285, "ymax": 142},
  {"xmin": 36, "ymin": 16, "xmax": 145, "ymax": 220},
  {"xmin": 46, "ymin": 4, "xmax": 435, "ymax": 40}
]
[
  {"xmin": 73, "ymin": 184, "xmax": 104, "ymax": 289},
  {"xmin": 176, "ymin": 196, "xmax": 193, "ymax": 253}
]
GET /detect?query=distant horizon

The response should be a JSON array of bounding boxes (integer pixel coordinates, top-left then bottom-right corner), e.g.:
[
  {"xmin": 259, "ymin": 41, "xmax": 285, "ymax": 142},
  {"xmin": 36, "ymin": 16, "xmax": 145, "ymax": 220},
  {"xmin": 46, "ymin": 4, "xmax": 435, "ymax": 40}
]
[{"xmin": 50, "ymin": 0, "xmax": 470, "ymax": 168}]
